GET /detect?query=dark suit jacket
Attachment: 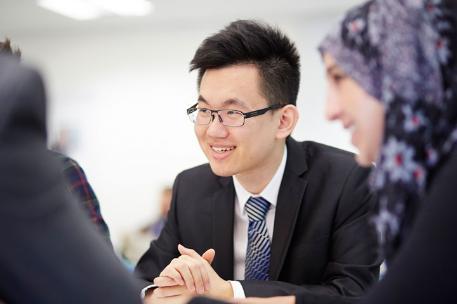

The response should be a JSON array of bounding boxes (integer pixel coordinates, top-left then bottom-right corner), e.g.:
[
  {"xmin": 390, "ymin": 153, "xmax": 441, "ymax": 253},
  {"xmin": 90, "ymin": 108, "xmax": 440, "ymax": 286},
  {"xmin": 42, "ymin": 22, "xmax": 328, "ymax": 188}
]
[
  {"xmin": 0, "ymin": 55, "xmax": 142, "ymax": 303},
  {"xmin": 136, "ymin": 137, "xmax": 380, "ymax": 299},
  {"xmin": 190, "ymin": 153, "xmax": 457, "ymax": 304}
]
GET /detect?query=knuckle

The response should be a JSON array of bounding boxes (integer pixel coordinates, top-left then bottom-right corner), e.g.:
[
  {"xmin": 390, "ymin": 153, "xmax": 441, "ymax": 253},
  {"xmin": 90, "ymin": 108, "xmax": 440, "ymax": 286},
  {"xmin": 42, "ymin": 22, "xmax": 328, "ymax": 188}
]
[
  {"xmin": 159, "ymin": 270, "xmax": 168, "ymax": 277},
  {"xmin": 199, "ymin": 265, "xmax": 207, "ymax": 275},
  {"xmin": 189, "ymin": 262, "xmax": 198, "ymax": 271},
  {"xmin": 181, "ymin": 255, "xmax": 191, "ymax": 263},
  {"xmin": 170, "ymin": 259, "xmax": 179, "ymax": 267},
  {"xmin": 176, "ymin": 263, "xmax": 187, "ymax": 272}
]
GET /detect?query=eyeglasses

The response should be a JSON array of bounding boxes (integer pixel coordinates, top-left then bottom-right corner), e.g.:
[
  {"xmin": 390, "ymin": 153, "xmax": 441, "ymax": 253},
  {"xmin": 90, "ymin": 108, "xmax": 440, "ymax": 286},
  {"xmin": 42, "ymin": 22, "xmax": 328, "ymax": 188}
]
[{"xmin": 186, "ymin": 103, "xmax": 284, "ymax": 127}]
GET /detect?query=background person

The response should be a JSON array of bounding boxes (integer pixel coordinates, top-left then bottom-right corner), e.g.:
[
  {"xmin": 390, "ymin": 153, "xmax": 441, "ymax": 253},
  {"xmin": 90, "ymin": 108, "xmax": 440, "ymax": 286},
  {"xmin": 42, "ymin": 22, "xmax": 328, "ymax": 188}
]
[
  {"xmin": 0, "ymin": 54, "xmax": 141, "ymax": 304},
  {"xmin": 0, "ymin": 38, "xmax": 112, "ymax": 245}
]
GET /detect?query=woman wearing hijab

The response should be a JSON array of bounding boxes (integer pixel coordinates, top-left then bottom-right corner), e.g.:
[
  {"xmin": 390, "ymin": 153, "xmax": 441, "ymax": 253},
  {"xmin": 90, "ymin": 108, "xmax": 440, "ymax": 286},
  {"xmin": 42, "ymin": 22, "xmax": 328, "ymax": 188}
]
[
  {"xmin": 312, "ymin": 0, "xmax": 457, "ymax": 303},
  {"xmin": 187, "ymin": 0, "xmax": 457, "ymax": 303}
]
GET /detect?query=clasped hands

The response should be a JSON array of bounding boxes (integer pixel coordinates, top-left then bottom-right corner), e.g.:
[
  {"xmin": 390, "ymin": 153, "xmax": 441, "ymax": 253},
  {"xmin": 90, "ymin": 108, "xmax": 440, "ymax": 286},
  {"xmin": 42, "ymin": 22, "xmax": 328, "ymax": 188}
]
[{"xmin": 144, "ymin": 244, "xmax": 233, "ymax": 304}]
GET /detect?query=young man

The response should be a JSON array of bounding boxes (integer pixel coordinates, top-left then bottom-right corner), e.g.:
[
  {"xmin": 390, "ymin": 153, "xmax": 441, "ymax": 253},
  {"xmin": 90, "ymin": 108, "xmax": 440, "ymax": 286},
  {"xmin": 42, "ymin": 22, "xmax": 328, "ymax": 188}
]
[{"xmin": 136, "ymin": 20, "xmax": 380, "ymax": 303}]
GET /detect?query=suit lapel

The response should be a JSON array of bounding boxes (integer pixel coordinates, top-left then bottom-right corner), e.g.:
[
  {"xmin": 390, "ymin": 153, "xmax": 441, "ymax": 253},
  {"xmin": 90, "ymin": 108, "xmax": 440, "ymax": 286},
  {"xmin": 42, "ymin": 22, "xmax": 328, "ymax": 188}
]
[
  {"xmin": 270, "ymin": 138, "xmax": 309, "ymax": 280},
  {"xmin": 211, "ymin": 176, "xmax": 235, "ymax": 280}
]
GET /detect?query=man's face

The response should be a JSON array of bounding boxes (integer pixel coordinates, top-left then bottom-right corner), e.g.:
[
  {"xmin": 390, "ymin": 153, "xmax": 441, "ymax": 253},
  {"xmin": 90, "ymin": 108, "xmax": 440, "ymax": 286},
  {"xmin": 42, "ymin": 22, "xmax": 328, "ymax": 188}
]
[{"xmin": 194, "ymin": 64, "xmax": 282, "ymax": 178}]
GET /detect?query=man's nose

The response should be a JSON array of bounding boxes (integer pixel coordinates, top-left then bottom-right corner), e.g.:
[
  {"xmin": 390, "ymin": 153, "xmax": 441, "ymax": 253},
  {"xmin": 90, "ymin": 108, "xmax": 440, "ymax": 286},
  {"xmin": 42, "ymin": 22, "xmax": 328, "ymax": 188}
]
[{"xmin": 206, "ymin": 112, "xmax": 229, "ymax": 138}]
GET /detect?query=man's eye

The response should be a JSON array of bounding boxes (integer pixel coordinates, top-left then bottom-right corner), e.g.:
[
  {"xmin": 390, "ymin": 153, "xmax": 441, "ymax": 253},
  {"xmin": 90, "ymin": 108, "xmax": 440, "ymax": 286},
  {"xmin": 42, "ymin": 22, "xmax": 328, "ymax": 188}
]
[{"xmin": 199, "ymin": 108, "xmax": 211, "ymax": 114}]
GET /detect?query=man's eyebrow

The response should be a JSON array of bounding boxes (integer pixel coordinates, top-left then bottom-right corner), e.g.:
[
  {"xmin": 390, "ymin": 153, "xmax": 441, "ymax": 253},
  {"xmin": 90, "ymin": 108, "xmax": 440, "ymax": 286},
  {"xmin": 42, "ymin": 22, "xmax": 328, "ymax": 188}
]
[
  {"xmin": 197, "ymin": 96, "xmax": 248, "ymax": 109},
  {"xmin": 197, "ymin": 95, "xmax": 208, "ymax": 104},
  {"xmin": 222, "ymin": 98, "xmax": 248, "ymax": 108}
]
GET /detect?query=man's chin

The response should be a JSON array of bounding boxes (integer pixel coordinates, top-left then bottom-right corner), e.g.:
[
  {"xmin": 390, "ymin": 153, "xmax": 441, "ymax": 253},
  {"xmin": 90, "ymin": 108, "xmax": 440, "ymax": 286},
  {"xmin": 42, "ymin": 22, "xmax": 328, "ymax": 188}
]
[{"xmin": 208, "ymin": 163, "xmax": 236, "ymax": 177}]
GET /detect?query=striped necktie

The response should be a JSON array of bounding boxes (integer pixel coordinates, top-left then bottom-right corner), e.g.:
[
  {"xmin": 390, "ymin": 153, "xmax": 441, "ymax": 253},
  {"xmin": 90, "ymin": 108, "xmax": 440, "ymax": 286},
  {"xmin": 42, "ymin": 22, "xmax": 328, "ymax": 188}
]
[{"xmin": 244, "ymin": 196, "xmax": 271, "ymax": 280}]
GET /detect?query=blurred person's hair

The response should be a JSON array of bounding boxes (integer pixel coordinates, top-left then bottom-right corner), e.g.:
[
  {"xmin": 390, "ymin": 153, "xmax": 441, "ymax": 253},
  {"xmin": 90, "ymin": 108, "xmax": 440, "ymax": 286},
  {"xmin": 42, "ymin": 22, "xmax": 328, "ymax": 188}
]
[
  {"xmin": 0, "ymin": 38, "xmax": 21, "ymax": 58},
  {"xmin": 190, "ymin": 20, "xmax": 300, "ymax": 106}
]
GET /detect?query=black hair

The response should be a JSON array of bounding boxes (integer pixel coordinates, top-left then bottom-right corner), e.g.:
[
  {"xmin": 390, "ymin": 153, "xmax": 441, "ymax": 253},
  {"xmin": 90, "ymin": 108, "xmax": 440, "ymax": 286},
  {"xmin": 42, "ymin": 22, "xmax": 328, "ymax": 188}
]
[{"xmin": 190, "ymin": 20, "xmax": 300, "ymax": 106}]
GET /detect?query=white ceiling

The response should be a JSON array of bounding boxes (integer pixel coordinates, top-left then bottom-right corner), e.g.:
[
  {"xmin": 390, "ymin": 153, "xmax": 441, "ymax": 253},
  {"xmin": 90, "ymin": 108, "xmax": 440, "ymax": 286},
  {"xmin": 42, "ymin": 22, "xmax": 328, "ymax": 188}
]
[{"xmin": 0, "ymin": 0, "xmax": 363, "ymax": 35}]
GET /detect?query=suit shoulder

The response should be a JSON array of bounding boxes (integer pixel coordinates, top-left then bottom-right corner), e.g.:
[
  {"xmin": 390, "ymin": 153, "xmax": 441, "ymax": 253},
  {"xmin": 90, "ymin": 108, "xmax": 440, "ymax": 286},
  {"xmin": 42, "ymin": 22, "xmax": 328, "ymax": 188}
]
[
  {"xmin": 172, "ymin": 163, "xmax": 226, "ymax": 200},
  {"xmin": 301, "ymin": 141, "xmax": 358, "ymax": 168},
  {"xmin": 297, "ymin": 141, "xmax": 373, "ymax": 184},
  {"xmin": 175, "ymin": 163, "xmax": 220, "ymax": 186},
  {"xmin": 301, "ymin": 140, "xmax": 354, "ymax": 157},
  {"xmin": 178, "ymin": 163, "xmax": 212, "ymax": 178}
]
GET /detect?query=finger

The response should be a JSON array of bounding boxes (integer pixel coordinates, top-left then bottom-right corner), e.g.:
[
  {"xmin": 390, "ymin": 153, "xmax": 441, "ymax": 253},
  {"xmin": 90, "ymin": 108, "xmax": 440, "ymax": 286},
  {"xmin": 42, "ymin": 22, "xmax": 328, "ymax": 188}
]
[
  {"xmin": 178, "ymin": 255, "xmax": 207, "ymax": 294},
  {"xmin": 172, "ymin": 258, "xmax": 196, "ymax": 292},
  {"xmin": 179, "ymin": 245, "xmax": 214, "ymax": 291},
  {"xmin": 200, "ymin": 259, "xmax": 211, "ymax": 292},
  {"xmin": 154, "ymin": 276, "xmax": 179, "ymax": 287},
  {"xmin": 177, "ymin": 244, "xmax": 201, "ymax": 259},
  {"xmin": 154, "ymin": 285, "xmax": 187, "ymax": 298},
  {"xmin": 202, "ymin": 248, "xmax": 216, "ymax": 264},
  {"xmin": 199, "ymin": 250, "xmax": 214, "ymax": 291},
  {"xmin": 160, "ymin": 263, "xmax": 184, "ymax": 286}
]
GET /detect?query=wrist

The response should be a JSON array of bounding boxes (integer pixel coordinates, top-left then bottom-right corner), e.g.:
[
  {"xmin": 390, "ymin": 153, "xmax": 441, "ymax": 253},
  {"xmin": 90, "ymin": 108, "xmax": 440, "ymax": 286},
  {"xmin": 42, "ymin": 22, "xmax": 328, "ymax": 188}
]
[
  {"xmin": 212, "ymin": 280, "xmax": 233, "ymax": 300},
  {"xmin": 222, "ymin": 280, "xmax": 234, "ymax": 299}
]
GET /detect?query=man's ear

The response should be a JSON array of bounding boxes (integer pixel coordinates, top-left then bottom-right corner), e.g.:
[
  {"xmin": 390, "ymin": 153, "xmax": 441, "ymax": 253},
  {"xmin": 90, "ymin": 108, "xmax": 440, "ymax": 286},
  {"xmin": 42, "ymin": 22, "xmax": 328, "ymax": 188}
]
[{"xmin": 276, "ymin": 105, "xmax": 299, "ymax": 139}]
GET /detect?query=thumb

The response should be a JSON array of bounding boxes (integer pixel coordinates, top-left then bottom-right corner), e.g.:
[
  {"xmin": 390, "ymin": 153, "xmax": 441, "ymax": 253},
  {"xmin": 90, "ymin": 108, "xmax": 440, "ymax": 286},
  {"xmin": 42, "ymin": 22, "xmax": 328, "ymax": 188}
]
[
  {"xmin": 202, "ymin": 248, "xmax": 215, "ymax": 264},
  {"xmin": 178, "ymin": 244, "xmax": 199, "ymax": 258}
]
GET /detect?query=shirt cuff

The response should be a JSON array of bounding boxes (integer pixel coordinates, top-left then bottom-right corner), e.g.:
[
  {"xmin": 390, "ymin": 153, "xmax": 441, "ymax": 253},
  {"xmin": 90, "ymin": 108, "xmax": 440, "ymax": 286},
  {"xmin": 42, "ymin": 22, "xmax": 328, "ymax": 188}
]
[
  {"xmin": 228, "ymin": 280, "xmax": 246, "ymax": 299},
  {"xmin": 140, "ymin": 284, "xmax": 157, "ymax": 299}
]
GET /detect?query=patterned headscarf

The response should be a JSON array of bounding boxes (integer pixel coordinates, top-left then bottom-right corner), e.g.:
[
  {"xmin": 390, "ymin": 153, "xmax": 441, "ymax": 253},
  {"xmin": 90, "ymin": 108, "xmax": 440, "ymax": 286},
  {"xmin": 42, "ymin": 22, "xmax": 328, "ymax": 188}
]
[{"xmin": 319, "ymin": 0, "xmax": 457, "ymax": 263}]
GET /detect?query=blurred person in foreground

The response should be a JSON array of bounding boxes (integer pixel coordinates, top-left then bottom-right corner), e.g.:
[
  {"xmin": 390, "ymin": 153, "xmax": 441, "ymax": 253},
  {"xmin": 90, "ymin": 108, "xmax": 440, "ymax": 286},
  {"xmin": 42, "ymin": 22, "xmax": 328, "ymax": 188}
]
[
  {"xmin": 136, "ymin": 20, "xmax": 380, "ymax": 303},
  {"xmin": 189, "ymin": 0, "xmax": 457, "ymax": 303},
  {"xmin": 0, "ymin": 54, "xmax": 142, "ymax": 303},
  {"xmin": 0, "ymin": 38, "xmax": 112, "ymax": 246}
]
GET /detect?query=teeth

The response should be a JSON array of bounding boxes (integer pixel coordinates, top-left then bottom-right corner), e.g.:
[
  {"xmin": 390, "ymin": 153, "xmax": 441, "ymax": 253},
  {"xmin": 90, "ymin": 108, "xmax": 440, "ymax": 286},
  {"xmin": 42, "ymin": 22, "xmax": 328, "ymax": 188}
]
[{"xmin": 211, "ymin": 146, "xmax": 235, "ymax": 153}]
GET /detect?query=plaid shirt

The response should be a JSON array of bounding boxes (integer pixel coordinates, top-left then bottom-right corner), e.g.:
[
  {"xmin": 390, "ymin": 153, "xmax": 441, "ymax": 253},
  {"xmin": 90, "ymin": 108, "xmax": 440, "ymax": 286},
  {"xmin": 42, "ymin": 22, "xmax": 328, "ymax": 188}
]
[{"xmin": 54, "ymin": 152, "xmax": 112, "ymax": 247}]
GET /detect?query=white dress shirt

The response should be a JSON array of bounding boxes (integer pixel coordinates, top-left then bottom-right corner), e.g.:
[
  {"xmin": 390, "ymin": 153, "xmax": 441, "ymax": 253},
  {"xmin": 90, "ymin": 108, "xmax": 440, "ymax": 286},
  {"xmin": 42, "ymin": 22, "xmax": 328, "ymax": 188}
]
[{"xmin": 229, "ymin": 146, "xmax": 287, "ymax": 298}]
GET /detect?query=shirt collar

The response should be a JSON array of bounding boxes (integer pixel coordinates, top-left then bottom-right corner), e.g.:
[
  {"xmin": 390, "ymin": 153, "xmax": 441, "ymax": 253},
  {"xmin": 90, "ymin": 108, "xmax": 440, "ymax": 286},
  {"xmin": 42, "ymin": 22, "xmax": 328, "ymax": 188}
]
[{"xmin": 233, "ymin": 145, "xmax": 288, "ymax": 214}]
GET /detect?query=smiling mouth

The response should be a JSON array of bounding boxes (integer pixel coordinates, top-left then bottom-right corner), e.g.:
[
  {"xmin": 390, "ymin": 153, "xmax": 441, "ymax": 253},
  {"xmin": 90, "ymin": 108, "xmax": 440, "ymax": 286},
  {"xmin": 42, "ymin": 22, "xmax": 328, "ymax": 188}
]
[{"xmin": 210, "ymin": 145, "xmax": 236, "ymax": 153}]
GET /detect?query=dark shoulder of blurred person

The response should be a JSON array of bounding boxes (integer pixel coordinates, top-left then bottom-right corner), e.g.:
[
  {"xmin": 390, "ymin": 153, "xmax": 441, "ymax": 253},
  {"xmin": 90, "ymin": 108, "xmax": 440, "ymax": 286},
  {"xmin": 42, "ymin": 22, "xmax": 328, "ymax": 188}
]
[
  {"xmin": 1, "ymin": 38, "xmax": 112, "ymax": 246},
  {"xmin": 0, "ymin": 54, "xmax": 142, "ymax": 303}
]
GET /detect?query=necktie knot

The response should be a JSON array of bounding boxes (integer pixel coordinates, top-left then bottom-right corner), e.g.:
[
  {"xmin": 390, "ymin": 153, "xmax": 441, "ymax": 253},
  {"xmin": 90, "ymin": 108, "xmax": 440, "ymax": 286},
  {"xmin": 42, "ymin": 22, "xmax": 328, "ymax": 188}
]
[{"xmin": 245, "ymin": 196, "xmax": 270, "ymax": 222}]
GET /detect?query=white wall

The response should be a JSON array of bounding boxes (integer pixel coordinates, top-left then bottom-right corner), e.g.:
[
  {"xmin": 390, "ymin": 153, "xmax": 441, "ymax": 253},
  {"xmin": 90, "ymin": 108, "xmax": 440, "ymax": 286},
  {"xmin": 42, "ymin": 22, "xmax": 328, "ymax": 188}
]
[{"xmin": 6, "ymin": 15, "xmax": 354, "ymax": 248}]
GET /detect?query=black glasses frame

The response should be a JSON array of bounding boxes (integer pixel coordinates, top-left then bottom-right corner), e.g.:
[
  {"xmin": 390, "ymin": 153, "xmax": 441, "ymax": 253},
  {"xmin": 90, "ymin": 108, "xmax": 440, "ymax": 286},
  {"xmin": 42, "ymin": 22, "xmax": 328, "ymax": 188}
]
[{"xmin": 186, "ymin": 103, "xmax": 284, "ymax": 127}]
